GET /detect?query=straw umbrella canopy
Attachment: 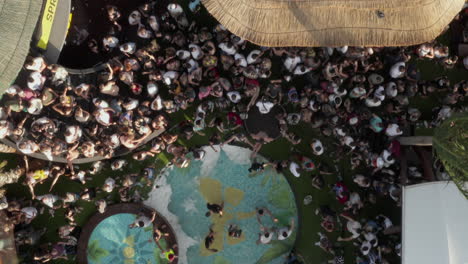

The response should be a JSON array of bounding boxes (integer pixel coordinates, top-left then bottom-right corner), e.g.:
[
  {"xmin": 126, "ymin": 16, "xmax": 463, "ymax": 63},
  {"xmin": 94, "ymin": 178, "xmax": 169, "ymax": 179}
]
[
  {"xmin": 0, "ymin": 0, "xmax": 43, "ymax": 95},
  {"xmin": 202, "ymin": 0, "xmax": 465, "ymax": 47}
]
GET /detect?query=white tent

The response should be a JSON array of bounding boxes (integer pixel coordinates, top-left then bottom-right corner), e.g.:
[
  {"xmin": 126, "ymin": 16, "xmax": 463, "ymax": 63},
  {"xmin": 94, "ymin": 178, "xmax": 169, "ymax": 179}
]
[{"xmin": 403, "ymin": 181, "xmax": 468, "ymax": 264}]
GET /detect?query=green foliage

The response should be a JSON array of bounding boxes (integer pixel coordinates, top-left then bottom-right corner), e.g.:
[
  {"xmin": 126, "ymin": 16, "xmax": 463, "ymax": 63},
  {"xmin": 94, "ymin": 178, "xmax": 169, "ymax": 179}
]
[{"xmin": 433, "ymin": 113, "xmax": 468, "ymax": 198}]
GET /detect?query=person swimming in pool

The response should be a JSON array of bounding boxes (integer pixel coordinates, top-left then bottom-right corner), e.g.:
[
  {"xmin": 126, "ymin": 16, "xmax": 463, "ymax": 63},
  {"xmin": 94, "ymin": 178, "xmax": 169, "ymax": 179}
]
[
  {"xmin": 257, "ymin": 227, "xmax": 274, "ymax": 245},
  {"xmin": 204, "ymin": 227, "xmax": 218, "ymax": 252},
  {"xmin": 256, "ymin": 207, "xmax": 278, "ymax": 225},
  {"xmin": 248, "ymin": 162, "xmax": 267, "ymax": 173},
  {"xmin": 206, "ymin": 202, "xmax": 224, "ymax": 217},
  {"xmin": 228, "ymin": 224, "xmax": 242, "ymax": 238}
]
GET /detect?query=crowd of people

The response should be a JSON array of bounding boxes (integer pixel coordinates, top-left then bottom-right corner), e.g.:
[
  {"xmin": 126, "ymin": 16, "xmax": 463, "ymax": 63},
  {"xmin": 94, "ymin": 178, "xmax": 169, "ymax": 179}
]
[{"xmin": 0, "ymin": 0, "xmax": 467, "ymax": 263}]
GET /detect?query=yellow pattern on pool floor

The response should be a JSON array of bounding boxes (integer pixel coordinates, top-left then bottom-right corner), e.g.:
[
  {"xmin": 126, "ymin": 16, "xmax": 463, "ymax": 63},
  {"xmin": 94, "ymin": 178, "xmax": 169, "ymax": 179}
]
[{"xmin": 199, "ymin": 177, "xmax": 253, "ymax": 256}]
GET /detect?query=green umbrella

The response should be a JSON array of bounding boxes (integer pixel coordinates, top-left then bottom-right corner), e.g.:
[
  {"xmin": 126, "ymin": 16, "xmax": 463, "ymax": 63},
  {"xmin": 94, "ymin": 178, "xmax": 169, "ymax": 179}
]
[{"xmin": 0, "ymin": 0, "xmax": 43, "ymax": 94}]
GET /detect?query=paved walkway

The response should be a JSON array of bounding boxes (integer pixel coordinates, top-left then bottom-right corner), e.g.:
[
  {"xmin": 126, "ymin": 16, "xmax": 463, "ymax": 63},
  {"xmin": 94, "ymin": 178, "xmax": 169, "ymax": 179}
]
[{"xmin": 0, "ymin": 128, "xmax": 165, "ymax": 164}]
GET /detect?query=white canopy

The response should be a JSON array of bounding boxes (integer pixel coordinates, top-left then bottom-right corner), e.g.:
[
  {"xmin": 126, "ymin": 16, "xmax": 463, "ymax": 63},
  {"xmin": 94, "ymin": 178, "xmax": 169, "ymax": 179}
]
[{"xmin": 403, "ymin": 181, "xmax": 468, "ymax": 264}]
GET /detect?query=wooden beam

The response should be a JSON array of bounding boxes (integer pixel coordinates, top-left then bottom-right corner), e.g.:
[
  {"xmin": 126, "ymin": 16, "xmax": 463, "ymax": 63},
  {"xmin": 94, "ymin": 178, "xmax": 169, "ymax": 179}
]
[{"xmin": 397, "ymin": 136, "xmax": 433, "ymax": 146}]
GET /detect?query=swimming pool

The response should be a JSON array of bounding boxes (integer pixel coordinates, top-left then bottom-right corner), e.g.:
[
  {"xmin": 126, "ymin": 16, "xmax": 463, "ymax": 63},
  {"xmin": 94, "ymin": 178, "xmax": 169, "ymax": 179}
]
[
  {"xmin": 87, "ymin": 213, "xmax": 170, "ymax": 264},
  {"xmin": 145, "ymin": 145, "xmax": 298, "ymax": 264}
]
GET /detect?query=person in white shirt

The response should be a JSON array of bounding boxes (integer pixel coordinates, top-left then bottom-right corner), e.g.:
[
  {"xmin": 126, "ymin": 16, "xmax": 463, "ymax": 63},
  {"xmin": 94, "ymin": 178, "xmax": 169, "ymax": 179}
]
[
  {"xmin": 363, "ymin": 231, "xmax": 378, "ymax": 248},
  {"xmin": 234, "ymin": 53, "xmax": 247, "ymax": 67},
  {"xmin": 0, "ymin": 121, "xmax": 11, "ymax": 139},
  {"xmin": 293, "ymin": 65, "xmax": 311, "ymax": 75},
  {"xmin": 283, "ymin": 55, "xmax": 301, "ymax": 72},
  {"xmin": 463, "ymin": 56, "xmax": 468, "ymax": 70},
  {"xmin": 338, "ymin": 214, "xmax": 362, "ymax": 241},
  {"xmin": 64, "ymin": 126, "xmax": 82, "ymax": 144},
  {"xmin": 342, "ymin": 136, "xmax": 356, "ymax": 151},
  {"xmin": 277, "ymin": 218, "xmax": 295, "ymax": 240},
  {"xmin": 344, "ymin": 192, "xmax": 363, "ymax": 212},
  {"xmin": 389, "ymin": 62, "xmax": 406, "ymax": 79},
  {"xmin": 36, "ymin": 194, "xmax": 59, "ymax": 209},
  {"xmin": 120, "ymin": 42, "xmax": 137, "ymax": 55},
  {"xmin": 95, "ymin": 200, "xmax": 107, "ymax": 214},
  {"xmin": 353, "ymin": 174, "xmax": 370, "ymax": 188},
  {"xmin": 25, "ymin": 57, "xmax": 46, "ymax": 72},
  {"xmin": 311, "ymin": 139, "xmax": 324, "ymax": 155},
  {"xmin": 256, "ymin": 100, "xmax": 274, "ymax": 114},
  {"xmin": 374, "ymin": 86, "xmax": 385, "ymax": 101},
  {"xmin": 381, "ymin": 150, "xmax": 395, "ymax": 167},
  {"xmin": 167, "ymin": 3, "xmax": 183, "ymax": 17},
  {"xmin": 289, "ymin": 162, "xmax": 301, "ymax": 177},
  {"xmin": 17, "ymin": 140, "xmax": 39, "ymax": 154},
  {"xmin": 27, "ymin": 71, "xmax": 45, "ymax": 91},
  {"xmin": 385, "ymin": 82, "xmax": 398, "ymax": 98},
  {"xmin": 163, "ymin": 71, "xmax": 179, "ymax": 85},
  {"xmin": 102, "ymin": 177, "xmax": 116, "ymax": 193},
  {"xmin": 218, "ymin": 42, "xmax": 237, "ymax": 55},
  {"xmin": 417, "ymin": 43, "xmax": 434, "ymax": 58},
  {"xmin": 148, "ymin": 15, "xmax": 159, "ymax": 32},
  {"xmin": 337, "ymin": 46, "xmax": 348, "ymax": 54},
  {"xmin": 257, "ymin": 227, "xmax": 274, "ymax": 244},
  {"xmin": 102, "ymin": 36, "xmax": 119, "ymax": 50},
  {"xmin": 21, "ymin": 207, "xmax": 38, "ymax": 223},
  {"xmin": 385, "ymin": 124, "xmax": 403, "ymax": 137},
  {"xmin": 189, "ymin": 44, "xmax": 203, "ymax": 60},
  {"xmin": 128, "ymin": 10, "xmax": 141, "ymax": 25},
  {"xmin": 227, "ymin": 91, "xmax": 241, "ymax": 103},
  {"xmin": 360, "ymin": 240, "xmax": 372, "ymax": 256},
  {"xmin": 176, "ymin": 50, "xmax": 191, "ymax": 60},
  {"xmin": 27, "ymin": 99, "xmax": 43, "ymax": 115},
  {"xmin": 365, "ymin": 97, "xmax": 382, "ymax": 107},
  {"xmin": 247, "ymin": 50, "xmax": 261, "ymax": 64},
  {"xmin": 129, "ymin": 211, "xmax": 157, "ymax": 228},
  {"xmin": 377, "ymin": 214, "xmax": 393, "ymax": 230}
]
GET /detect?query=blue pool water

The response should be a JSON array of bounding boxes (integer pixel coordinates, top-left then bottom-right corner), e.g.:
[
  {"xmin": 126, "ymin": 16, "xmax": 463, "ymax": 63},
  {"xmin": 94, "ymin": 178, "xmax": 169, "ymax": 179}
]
[
  {"xmin": 87, "ymin": 213, "xmax": 167, "ymax": 264},
  {"xmin": 146, "ymin": 145, "xmax": 298, "ymax": 264}
]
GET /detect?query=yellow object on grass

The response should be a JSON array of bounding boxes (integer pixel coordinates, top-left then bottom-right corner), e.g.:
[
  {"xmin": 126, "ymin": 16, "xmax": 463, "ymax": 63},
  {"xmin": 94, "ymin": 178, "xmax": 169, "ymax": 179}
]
[
  {"xmin": 37, "ymin": 0, "xmax": 59, "ymax": 50},
  {"xmin": 33, "ymin": 170, "xmax": 48, "ymax": 180}
]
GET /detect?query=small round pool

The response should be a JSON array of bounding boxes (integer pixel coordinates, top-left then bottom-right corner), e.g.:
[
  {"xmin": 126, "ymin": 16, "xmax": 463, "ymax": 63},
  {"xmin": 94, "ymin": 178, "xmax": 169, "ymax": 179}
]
[
  {"xmin": 78, "ymin": 204, "xmax": 178, "ymax": 264},
  {"xmin": 87, "ymin": 213, "xmax": 172, "ymax": 264}
]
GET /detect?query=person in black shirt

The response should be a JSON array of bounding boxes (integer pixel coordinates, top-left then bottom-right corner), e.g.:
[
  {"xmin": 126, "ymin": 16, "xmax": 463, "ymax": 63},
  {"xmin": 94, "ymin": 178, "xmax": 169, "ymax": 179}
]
[
  {"xmin": 206, "ymin": 202, "xmax": 224, "ymax": 217},
  {"xmin": 204, "ymin": 227, "xmax": 218, "ymax": 252}
]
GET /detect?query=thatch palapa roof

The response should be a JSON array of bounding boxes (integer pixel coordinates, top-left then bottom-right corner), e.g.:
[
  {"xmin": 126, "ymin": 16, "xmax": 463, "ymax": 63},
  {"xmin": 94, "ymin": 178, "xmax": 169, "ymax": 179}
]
[
  {"xmin": 0, "ymin": 0, "xmax": 43, "ymax": 95},
  {"xmin": 202, "ymin": 0, "xmax": 465, "ymax": 47}
]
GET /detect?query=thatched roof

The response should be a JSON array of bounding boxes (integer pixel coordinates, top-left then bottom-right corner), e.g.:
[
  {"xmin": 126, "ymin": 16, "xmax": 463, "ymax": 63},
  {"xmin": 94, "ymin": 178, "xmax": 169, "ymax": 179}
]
[
  {"xmin": 0, "ymin": 0, "xmax": 43, "ymax": 95},
  {"xmin": 202, "ymin": 0, "xmax": 465, "ymax": 47}
]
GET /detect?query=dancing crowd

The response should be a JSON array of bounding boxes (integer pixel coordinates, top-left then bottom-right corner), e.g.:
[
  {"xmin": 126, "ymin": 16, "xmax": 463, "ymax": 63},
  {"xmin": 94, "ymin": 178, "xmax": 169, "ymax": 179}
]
[{"xmin": 0, "ymin": 0, "xmax": 467, "ymax": 263}]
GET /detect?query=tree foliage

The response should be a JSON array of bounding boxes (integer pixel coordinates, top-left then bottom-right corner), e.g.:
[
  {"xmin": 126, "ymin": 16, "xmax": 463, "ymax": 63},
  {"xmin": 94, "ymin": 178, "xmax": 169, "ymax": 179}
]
[{"xmin": 433, "ymin": 113, "xmax": 468, "ymax": 197}]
